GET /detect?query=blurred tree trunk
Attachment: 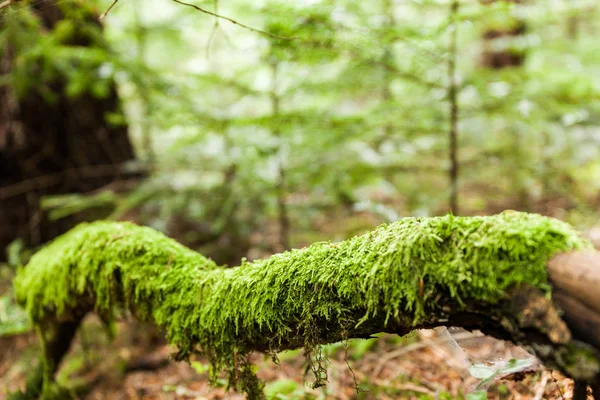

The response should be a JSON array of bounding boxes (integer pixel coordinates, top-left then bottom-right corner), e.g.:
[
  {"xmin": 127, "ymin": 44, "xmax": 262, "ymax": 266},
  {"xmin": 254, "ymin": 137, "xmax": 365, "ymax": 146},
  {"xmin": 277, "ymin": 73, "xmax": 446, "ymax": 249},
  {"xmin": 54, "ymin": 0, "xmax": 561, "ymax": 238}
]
[
  {"xmin": 567, "ymin": 15, "xmax": 579, "ymax": 39},
  {"xmin": 480, "ymin": 0, "xmax": 530, "ymax": 211},
  {"xmin": 269, "ymin": 60, "xmax": 290, "ymax": 251},
  {"xmin": 480, "ymin": 0, "xmax": 526, "ymax": 69},
  {"xmin": 448, "ymin": 0, "xmax": 460, "ymax": 215},
  {"xmin": 0, "ymin": 1, "xmax": 137, "ymax": 260}
]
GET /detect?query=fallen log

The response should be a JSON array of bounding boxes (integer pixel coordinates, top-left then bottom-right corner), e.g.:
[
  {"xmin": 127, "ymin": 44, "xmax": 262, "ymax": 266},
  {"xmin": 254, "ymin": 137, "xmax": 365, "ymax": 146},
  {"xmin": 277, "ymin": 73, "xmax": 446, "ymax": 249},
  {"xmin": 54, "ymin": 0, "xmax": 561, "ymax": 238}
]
[
  {"xmin": 11, "ymin": 212, "xmax": 600, "ymax": 399},
  {"xmin": 549, "ymin": 251, "xmax": 600, "ymax": 347}
]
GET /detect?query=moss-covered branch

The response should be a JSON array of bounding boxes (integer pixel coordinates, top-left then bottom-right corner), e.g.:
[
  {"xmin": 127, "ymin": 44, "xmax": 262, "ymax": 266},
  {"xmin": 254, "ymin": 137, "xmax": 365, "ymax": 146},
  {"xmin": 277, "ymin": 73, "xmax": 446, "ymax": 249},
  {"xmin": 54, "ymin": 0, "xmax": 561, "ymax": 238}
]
[{"xmin": 13, "ymin": 212, "xmax": 600, "ymax": 398}]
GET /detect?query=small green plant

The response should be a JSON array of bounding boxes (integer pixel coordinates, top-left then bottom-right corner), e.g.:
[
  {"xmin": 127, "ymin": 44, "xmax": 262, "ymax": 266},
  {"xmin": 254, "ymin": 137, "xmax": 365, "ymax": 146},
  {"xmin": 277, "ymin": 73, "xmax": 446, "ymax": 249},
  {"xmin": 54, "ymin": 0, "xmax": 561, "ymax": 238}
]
[
  {"xmin": 191, "ymin": 360, "xmax": 210, "ymax": 375},
  {"xmin": 467, "ymin": 358, "xmax": 536, "ymax": 400},
  {"xmin": 0, "ymin": 292, "xmax": 30, "ymax": 337},
  {"xmin": 264, "ymin": 378, "xmax": 306, "ymax": 399}
]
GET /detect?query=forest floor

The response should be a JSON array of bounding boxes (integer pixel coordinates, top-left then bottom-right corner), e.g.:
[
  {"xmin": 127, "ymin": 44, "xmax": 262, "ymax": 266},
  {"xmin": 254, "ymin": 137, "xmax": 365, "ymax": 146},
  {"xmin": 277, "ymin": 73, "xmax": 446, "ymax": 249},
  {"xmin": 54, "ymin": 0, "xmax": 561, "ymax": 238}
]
[{"xmin": 0, "ymin": 315, "xmax": 585, "ymax": 400}]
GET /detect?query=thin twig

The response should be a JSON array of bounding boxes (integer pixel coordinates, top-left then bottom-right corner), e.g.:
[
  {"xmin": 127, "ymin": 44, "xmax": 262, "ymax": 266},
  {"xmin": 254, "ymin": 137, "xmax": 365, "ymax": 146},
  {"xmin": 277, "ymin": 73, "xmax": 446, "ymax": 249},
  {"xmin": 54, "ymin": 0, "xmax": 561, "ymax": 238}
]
[
  {"xmin": 343, "ymin": 340, "xmax": 362, "ymax": 394},
  {"xmin": 206, "ymin": 22, "xmax": 219, "ymax": 59},
  {"xmin": 166, "ymin": 251, "xmax": 173, "ymax": 270},
  {"xmin": 206, "ymin": 22, "xmax": 219, "ymax": 58},
  {"xmin": 99, "ymin": 0, "xmax": 119, "ymax": 20},
  {"xmin": 533, "ymin": 371, "xmax": 550, "ymax": 400},
  {"xmin": 550, "ymin": 370, "xmax": 566, "ymax": 400},
  {"xmin": 205, "ymin": 0, "xmax": 219, "ymax": 59},
  {"xmin": 171, "ymin": 0, "xmax": 295, "ymax": 40}
]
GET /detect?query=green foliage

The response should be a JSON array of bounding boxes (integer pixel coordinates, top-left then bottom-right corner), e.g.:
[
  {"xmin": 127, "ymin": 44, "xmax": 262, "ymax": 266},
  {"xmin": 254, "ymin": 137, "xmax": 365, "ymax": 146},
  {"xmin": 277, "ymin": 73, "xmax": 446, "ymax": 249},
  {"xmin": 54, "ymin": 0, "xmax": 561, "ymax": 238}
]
[
  {"xmin": 264, "ymin": 378, "xmax": 304, "ymax": 399},
  {"xmin": 104, "ymin": 0, "xmax": 600, "ymax": 227},
  {"xmin": 0, "ymin": 262, "xmax": 30, "ymax": 337},
  {"xmin": 41, "ymin": 192, "xmax": 119, "ymax": 221},
  {"xmin": 466, "ymin": 358, "xmax": 536, "ymax": 399},
  {"xmin": 0, "ymin": 293, "xmax": 30, "ymax": 336},
  {"xmin": 190, "ymin": 360, "xmax": 210, "ymax": 374},
  {"xmin": 14, "ymin": 212, "xmax": 589, "ymax": 397},
  {"xmin": 3, "ymin": 0, "xmax": 600, "ymax": 245},
  {"xmin": 2, "ymin": 1, "xmax": 116, "ymax": 102},
  {"xmin": 18, "ymin": 0, "xmax": 593, "ymax": 254},
  {"xmin": 265, "ymin": 3, "xmax": 338, "ymax": 63},
  {"xmin": 347, "ymin": 337, "xmax": 378, "ymax": 360},
  {"xmin": 466, "ymin": 391, "xmax": 487, "ymax": 400}
]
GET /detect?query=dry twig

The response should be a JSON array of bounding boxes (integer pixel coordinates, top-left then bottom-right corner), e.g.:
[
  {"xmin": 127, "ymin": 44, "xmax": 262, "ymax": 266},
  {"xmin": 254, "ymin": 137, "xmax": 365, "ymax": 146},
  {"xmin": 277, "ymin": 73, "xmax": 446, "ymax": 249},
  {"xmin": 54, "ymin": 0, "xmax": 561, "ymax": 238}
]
[{"xmin": 533, "ymin": 371, "xmax": 550, "ymax": 400}]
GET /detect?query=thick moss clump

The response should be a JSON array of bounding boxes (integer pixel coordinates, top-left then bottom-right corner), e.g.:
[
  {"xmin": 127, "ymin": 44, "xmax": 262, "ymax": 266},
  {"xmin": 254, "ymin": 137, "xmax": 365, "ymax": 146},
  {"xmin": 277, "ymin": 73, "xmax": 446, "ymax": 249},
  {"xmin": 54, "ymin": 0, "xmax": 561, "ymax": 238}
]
[{"xmin": 14, "ymin": 213, "xmax": 590, "ymax": 395}]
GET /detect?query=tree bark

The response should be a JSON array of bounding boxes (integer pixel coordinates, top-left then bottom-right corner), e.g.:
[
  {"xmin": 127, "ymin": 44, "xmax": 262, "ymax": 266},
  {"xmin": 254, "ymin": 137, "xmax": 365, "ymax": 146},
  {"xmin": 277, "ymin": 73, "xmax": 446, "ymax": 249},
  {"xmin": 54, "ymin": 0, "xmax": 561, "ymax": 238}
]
[
  {"xmin": 0, "ymin": 0, "xmax": 138, "ymax": 259},
  {"xmin": 548, "ymin": 251, "xmax": 600, "ymax": 349},
  {"xmin": 548, "ymin": 251, "xmax": 600, "ymax": 397}
]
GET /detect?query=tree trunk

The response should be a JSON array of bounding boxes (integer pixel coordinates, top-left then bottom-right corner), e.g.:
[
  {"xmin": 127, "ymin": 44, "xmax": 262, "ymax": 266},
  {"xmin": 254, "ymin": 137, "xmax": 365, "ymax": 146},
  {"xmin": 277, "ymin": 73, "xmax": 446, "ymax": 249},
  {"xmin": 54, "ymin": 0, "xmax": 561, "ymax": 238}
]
[
  {"xmin": 479, "ymin": 0, "xmax": 530, "ymax": 210},
  {"xmin": 269, "ymin": 60, "xmax": 290, "ymax": 251},
  {"xmin": 480, "ymin": 0, "xmax": 527, "ymax": 69},
  {"xmin": 0, "ymin": 0, "xmax": 137, "ymax": 260},
  {"xmin": 448, "ymin": 0, "xmax": 460, "ymax": 215},
  {"xmin": 548, "ymin": 251, "xmax": 600, "ymax": 349}
]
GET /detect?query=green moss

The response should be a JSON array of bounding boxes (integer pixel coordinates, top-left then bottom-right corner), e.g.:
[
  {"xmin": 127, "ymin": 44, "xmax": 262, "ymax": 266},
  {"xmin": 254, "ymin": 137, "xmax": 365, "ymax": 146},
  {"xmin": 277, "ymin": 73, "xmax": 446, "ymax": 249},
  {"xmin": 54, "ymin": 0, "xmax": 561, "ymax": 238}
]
[{"xmin": 14, "ymin": 213, "xmax": 590, "ymax": 397}]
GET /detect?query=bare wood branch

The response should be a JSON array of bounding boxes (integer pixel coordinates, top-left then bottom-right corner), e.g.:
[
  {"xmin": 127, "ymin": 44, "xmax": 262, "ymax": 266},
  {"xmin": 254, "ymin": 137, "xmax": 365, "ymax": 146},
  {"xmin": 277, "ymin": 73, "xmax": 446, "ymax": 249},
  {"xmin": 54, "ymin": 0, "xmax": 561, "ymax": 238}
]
[
  {"xmin": 548, "ymin": 251, "xmax": 600, "ymax": 316},
  {"xmin": 548, "ymin": 250, "xmax": 600, "ymax": 351},
  {"xmin": 0, "ymin": 0, "xmax": 14, "ymax": 11}
]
